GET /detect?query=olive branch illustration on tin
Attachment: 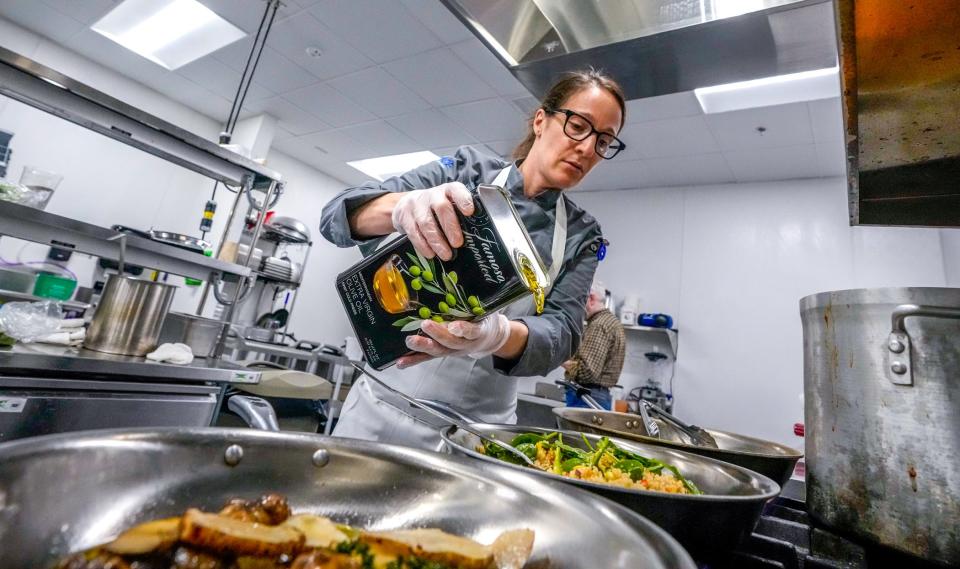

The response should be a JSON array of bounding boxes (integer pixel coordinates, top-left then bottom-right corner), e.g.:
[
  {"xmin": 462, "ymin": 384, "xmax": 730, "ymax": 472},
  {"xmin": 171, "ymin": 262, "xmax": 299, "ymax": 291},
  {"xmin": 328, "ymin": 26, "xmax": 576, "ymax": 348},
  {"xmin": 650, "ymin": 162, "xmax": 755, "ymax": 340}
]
[{"xmin": 391, "ymin": 250, "xmax": 486, "ymax": 331}]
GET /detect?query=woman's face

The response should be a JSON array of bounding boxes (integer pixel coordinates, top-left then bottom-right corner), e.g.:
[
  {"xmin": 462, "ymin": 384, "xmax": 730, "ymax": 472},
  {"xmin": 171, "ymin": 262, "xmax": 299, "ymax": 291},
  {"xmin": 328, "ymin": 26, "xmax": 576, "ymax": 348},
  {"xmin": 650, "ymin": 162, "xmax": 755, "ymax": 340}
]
[{"xmin": 529, "ymin": 86, "xmax": 623, "ymax": 189}]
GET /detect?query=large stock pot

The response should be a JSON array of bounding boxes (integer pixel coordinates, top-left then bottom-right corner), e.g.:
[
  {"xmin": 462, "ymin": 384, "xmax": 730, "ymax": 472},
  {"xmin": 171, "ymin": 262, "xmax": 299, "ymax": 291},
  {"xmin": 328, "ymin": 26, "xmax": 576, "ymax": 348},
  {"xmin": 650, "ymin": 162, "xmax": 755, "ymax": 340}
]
[{"xmin": 800, "ymin": 287, "xmax": 960, "ymax": 565}]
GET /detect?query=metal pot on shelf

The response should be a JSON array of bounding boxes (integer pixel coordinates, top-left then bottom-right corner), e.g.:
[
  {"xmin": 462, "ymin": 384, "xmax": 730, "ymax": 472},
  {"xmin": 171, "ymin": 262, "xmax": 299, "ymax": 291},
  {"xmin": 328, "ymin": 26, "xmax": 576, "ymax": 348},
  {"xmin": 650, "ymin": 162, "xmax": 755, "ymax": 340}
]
[
  {"xmin": 799, "ymin": 287, "xmax": 960, "ymax": 566},
  {"xmin": 84, "ymin": 274, "xmax": 176, "ymax": 357},
  {"xmin": 157, "ymin": 312, "xmax": 229, "ymax": 358}
]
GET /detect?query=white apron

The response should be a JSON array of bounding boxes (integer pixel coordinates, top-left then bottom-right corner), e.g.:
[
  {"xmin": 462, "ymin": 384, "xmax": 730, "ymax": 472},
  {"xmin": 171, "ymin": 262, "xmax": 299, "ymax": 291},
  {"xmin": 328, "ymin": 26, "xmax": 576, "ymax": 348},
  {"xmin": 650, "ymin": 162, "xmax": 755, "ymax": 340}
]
[{"xmin": 333, "ymin": 166, "xmax": 568, "ymax": 450}]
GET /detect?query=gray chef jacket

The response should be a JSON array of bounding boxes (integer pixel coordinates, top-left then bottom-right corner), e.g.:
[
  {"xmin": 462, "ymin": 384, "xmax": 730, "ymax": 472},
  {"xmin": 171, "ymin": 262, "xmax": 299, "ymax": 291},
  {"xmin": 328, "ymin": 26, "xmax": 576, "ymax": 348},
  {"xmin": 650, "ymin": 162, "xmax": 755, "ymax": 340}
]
[{"xmin": 320, "ymin": 145, "xmax": 602, "ymax": 376}]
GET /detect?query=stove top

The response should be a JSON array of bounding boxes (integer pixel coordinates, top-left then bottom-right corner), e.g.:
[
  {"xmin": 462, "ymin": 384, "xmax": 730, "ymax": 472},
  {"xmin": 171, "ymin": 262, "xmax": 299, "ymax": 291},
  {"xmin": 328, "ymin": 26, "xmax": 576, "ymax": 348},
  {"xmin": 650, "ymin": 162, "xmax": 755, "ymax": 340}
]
[{"xmin": 700, "ymin": 480, "xmax": 946, "ymax": 569}]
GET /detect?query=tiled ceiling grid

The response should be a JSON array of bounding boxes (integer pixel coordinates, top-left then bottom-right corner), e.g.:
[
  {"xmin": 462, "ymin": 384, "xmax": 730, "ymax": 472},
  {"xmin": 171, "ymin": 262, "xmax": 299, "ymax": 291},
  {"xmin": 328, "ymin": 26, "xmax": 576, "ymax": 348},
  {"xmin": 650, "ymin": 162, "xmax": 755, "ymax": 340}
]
[{"xmin": 1, "ymin": 0, "xmax": 846, "ymax": 190}]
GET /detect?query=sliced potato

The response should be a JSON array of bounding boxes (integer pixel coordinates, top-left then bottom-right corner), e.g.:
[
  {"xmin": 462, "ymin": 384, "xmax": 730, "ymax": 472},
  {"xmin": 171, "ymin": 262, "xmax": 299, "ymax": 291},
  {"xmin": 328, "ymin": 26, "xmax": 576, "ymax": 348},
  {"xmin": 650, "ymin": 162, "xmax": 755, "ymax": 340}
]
[
  {"xmin": 360, "ymin": 528, "xmax": 494, "ymax": 569},
  {"xmin": 282, "ymin": 514, "xmax": 349, "ymax": 549},
  {"xmin": 103, "ymin": 516, "xmax": 181, "ymax": 555},
  {"xmin": 490, "ymin": 529, "xmax": 535, "ymax": 569},
  {"xmin": 179, "ymin": 508, "xmax": 305, "ymax": 557}
]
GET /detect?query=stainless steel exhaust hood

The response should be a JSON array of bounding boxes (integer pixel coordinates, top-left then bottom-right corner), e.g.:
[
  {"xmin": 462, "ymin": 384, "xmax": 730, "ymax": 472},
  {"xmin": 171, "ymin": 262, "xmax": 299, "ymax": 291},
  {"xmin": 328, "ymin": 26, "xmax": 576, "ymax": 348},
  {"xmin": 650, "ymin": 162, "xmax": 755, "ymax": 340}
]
[
  {"xmin": 441, "ymin": 0, "xmax": 837, "ymax": 100},
  {"xmin": 837, "ymin": 0, "xmax": 960, "ymax": 227}
]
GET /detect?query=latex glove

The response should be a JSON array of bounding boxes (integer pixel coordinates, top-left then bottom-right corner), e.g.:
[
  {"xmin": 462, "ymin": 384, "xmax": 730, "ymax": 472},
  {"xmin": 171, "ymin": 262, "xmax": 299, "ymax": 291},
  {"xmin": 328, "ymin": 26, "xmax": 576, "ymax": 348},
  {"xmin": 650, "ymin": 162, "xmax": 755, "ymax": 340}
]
[
  {"xmin": 399, "ymin": 314, "xmax": 511, "ymax": 369},
  {"xmin": 391, "ymin": 182, "xmax": 475, "ymax": 261}
]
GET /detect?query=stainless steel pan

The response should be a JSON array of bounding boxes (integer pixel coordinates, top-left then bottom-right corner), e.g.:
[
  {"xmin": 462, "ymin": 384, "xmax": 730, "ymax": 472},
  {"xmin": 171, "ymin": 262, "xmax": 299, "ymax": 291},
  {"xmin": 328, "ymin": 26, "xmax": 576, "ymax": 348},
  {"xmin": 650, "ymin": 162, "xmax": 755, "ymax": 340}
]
[
  {"xmin": 0, "ymin": 428, "xmax": 695, "ymax": 569},
  {"xmin": 554, "ymin": 407, "xmax": 802, "ymax": 488},
  {"xmin": 442, "ymin": 424, "xmax": 780, "ymax": 558}
]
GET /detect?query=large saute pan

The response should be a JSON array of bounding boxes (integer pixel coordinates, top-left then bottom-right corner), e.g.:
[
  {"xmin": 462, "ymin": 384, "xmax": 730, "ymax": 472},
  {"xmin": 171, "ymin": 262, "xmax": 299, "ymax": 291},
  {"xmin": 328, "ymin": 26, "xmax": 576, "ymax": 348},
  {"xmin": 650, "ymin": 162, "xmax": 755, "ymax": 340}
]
[
  {"xmin": 442, "ymin": 424, "xmax": 780, "ymax": 558},
  {"xmin": 554, "ymin": 407, "xmax": 802, "ymax": 487},
  {"xmin": 0, "ymin": 428, "xmax": 695, "ymax": 569}
]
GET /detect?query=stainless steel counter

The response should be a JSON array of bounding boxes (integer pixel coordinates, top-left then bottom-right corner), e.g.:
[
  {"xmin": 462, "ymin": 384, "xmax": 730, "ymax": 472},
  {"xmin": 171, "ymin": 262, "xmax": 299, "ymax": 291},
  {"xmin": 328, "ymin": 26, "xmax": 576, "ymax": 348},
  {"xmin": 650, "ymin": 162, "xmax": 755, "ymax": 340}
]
[{"xmin": 0, "ymin": 343, "xmax": 260, "ymax": 384}]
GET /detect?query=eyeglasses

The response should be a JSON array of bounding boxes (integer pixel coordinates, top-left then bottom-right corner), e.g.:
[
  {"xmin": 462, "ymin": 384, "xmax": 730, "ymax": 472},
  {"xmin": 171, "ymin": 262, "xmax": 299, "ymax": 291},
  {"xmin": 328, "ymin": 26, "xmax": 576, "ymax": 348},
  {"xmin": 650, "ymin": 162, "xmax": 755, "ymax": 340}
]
[{"xmin": 545, "ymin": 107, "xmax": 625, "ymax": 159}]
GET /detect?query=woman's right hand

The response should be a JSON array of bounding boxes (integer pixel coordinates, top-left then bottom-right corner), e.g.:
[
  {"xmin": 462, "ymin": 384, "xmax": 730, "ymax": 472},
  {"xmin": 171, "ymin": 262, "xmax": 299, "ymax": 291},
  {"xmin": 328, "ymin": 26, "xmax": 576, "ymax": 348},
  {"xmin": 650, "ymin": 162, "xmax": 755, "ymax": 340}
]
[{"xmin": 391, "ymin": 182, "xmax": 475, "ymax": 261}]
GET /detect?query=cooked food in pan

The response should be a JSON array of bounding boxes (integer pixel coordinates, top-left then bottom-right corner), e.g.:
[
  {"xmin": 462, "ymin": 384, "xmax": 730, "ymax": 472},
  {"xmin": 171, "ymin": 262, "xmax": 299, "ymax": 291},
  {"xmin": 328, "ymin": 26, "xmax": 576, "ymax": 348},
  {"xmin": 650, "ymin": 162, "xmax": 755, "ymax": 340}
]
[
  {"xmin": 478, "ymin": 432, "xmax": 701, "ymax": 495},
  {"xmin": 54, "ymin": 494, "xmax": 534, "ymax": 569}
]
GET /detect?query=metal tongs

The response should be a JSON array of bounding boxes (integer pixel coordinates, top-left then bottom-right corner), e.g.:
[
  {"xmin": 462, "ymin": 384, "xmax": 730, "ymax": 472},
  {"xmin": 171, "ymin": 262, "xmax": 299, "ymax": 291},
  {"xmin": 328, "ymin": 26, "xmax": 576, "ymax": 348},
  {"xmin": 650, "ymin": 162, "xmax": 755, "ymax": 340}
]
[
  {"xmin": 640, "ymin": 401, "xmax": 719, "ymax": 448},
  {"xmin": 350, "ymin": 363, "xmax": 535, "ymax": 466}
]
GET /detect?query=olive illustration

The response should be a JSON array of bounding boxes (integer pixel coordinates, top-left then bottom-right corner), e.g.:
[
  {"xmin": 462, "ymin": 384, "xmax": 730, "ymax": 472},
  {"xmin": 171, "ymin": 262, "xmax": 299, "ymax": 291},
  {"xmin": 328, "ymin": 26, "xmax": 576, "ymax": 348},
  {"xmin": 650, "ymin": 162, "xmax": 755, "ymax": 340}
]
[
  {"xmin": 438, "ymin": 302, "xmax": 450, "ymax": 313},
  {"xmin": 445, "ymin": 293, "xmax": 456, "ymax": 306},
  {"xmin": 409, "ymin": 265, "xmax": 421, "ymax": 276},
  {"xmin": 471, "ymin": 306, "xmax": 485, "ymax": 316},
  {"xmin": 448, "ymin": 271, "xmax": 458, "ymax": 284},
  {"xmin": 431, "ymin": 316, "xmax": 444, "ymax": 323},
  {"xmin": 411, "ymin": 278, "xmax": 422, "ymax": 291},
  {"xmin": 418, "ymin": 307, "xmax": 431, "ymax": 319},
  {"xmin": 467, "ymin": 296, "xmax": 479, "ymax": 308},
  {"xmin": 422, "ymin": 270, "xmax": 435, "ymax": 282}
]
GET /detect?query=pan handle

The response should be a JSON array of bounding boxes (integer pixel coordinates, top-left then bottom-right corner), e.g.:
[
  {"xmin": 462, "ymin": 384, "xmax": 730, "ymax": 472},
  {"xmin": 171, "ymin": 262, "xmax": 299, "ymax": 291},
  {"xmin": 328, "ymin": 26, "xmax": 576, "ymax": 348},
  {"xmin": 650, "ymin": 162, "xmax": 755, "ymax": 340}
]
[{"xmin": 886, "ymin": 304, "xmax": 960, "ymax": 386}]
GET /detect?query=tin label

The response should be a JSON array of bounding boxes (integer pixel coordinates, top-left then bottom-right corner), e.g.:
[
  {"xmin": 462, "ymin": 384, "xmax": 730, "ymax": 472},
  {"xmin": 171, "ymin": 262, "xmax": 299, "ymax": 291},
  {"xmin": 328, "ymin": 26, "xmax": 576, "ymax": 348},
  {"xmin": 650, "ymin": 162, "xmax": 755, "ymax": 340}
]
[
  {"xmin": 336, "ymin": 189, "xmax": 538, "ymax": 370},
  {"xmin": 0, "ymin": 397, "xmax": 27, "ymax": 413}
]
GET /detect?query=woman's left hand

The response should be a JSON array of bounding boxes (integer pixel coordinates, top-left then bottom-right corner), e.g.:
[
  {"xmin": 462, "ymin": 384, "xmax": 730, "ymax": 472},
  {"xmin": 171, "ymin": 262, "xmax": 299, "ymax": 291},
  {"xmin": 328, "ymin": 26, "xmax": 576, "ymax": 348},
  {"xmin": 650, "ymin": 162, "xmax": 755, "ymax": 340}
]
[{"xmin": 397, "ymin": 315, "xmax": 511, "ymax": 369}]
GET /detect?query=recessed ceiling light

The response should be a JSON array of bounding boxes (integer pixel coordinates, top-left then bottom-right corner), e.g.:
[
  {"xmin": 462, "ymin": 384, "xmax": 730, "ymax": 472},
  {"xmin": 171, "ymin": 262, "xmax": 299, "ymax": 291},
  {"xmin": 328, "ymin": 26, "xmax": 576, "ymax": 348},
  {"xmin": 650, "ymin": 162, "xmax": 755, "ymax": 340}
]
[
  {"xmin": 694, "ymin": 66, "xmax": 840, "ymax": 114},
  {"xmin": 92, "ymin": 0, "xmax": 246, "ymax": 70},
  {"xmin": 305, "ymin": 46, "xmax": 323, "ymax": 58},
  {"xmin": 347, "ymin": 151, "xmax": 440, "ymax": 181}
]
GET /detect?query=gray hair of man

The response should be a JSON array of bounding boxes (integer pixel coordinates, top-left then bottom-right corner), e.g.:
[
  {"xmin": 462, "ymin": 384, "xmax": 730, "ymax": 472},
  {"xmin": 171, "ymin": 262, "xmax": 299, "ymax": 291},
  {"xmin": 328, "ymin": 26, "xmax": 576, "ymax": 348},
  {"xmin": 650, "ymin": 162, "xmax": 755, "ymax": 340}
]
[{"xmin": 586, "ymin": 279, "xmax": 607, "ymax": 316}]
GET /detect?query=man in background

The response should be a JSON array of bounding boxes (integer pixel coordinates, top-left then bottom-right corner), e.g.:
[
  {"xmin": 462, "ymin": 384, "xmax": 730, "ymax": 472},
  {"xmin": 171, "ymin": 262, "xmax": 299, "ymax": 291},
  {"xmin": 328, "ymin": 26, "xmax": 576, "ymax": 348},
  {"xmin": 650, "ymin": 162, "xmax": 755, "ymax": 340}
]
[{"xmin": 561, "ymin": 279, "xmax": 626, "ymax": 409}]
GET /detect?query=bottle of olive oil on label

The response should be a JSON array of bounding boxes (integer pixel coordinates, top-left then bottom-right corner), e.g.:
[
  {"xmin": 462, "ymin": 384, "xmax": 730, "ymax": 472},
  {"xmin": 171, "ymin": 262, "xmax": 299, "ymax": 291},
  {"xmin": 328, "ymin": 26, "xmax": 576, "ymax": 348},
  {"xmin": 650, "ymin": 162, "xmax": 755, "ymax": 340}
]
[{"xmin": 336, "ymin": 184, "xmax": 549, "ymax": 370}]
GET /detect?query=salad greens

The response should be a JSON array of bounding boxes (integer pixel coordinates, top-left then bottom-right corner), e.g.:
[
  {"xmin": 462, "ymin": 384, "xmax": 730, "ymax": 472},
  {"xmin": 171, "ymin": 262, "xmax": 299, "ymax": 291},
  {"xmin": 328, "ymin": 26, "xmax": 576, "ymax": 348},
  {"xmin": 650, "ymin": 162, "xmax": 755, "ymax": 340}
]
[{"xmin": 481, "ymin": 431, "xmax": 702, "ymax": 495}]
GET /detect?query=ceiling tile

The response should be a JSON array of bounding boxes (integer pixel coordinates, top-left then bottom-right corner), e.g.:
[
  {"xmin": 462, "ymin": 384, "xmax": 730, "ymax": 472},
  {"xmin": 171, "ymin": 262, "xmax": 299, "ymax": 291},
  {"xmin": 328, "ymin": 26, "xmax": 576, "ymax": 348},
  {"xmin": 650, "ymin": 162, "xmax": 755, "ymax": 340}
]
[
  {"xmin": 336, "ymin": 120, "xmax": 422, "ymax": 160},
  {"xmin": 40, "ymin": 0, "xmax": 117, "ymax": 25},
  {"xmin": 724, "ymin": 144, "xmax": 821, "ymax": 183},
  {"xmin": 429, "ymin": 146, "xmax": 462, "ymax": 158},
  {"xmin": 399, "ymin": 0, "xmax": 474, "ymax": 44},
  {"xmin": 641, "ymin": 153, "xmax": 735, "ymax": 187},
  {"xmin": 386, "ymin": 109, "xmax": 476, "ymax": 148},
  {"xmin": 271, "ymin": 135, "xmax": 369, "ymax": 184},
  {"xmin": 816, "ymin": 138, "xmax": 848, "ymax": 177},
  {"xmin": 214, "ymin": 45, "xmax": 319, "ymax": 94},
  {"xmin": 383, "ymin": 48, "xmax": 497, "ymax": 107},
  {"xmin": 262, "ymin": 13, "xmax": 374, "ymax": 80},
  {"xmin": 808, "ymin": 97, "xmax": 844, "ymax": 142},
  {"xmin": 449, "ymin": 38, "xmax": 529, "ymax": 97},
  {"xmin": 199, "ymin": 0, "xmax": 299, "ymax": 34},
  {"xmin": 282, "ymin": 83, "xmax": 375, "ymax": 127},
  {"xmin": 327, "ymin": 67, "xmax": 431, "ymax": 118},
  {"xmin": 624, "ymin": 115, "xmax": 720, "ymax": 159},
  {"xmin": 308, "ymin": 0, "xmax": 441, "ymax": 63},
  {"xmin": 573, "ymin": 160, "xmax": 649, "ymax": 192},
  {"xmin": 481, "ymin": 140, "xmax": 515, "ymax": 159},
  {"xmin": 625, "ymin": 92, "xmax": 703, "ymax": 124},
  {"xmin": 177, "ymin": 58, "xmax": 274, "ymax": 103},
  {"xmin": 241, "ymin": 96, "xmax": 330, "ymax": 135},
  {"xmin": 2, "ymin": 0, "xmax": 86, "ymax": 44},
  {"xmin": 706, "ymin": 102, "xmax": 815, "ymax": 151},
  {"xmin": 440, "ymin": 98, "xmax": 526, "ymax": 143}
]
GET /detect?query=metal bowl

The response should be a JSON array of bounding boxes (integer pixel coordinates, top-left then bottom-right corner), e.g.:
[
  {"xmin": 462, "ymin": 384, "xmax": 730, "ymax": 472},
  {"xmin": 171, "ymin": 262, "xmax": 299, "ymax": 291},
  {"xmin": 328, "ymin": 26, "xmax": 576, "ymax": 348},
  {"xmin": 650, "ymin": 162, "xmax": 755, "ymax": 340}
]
[
  {"xmin": 0, "ymin": 428, "xmax": 695, "ymax": 569},
  {"xmin": 554, "ymin": 407, "xmax": 803, "ymax": 487},
  {"xmin": 442, "ymin": 424, "xmax": 780, "ymax": 558}
]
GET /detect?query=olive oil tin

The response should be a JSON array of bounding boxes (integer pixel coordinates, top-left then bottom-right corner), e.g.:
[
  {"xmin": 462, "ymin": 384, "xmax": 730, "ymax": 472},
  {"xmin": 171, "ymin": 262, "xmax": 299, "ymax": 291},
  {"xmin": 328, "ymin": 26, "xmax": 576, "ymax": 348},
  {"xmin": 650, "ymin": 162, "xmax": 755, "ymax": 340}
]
[{"xmin": 336, "ymin": 184, "xmax": 550, "ymax": 370}]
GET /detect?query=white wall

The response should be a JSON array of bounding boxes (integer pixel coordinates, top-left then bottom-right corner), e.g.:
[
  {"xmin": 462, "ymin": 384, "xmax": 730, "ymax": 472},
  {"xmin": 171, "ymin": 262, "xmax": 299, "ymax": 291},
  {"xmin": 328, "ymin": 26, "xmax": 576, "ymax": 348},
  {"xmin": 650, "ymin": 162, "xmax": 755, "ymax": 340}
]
[
  {"xmin": 0, "ymin": 18, "xmax": 354, "ymax": 342},
  {"xmin": 572, "ymin": 178, "xmax": 959, "ymax": 447}
]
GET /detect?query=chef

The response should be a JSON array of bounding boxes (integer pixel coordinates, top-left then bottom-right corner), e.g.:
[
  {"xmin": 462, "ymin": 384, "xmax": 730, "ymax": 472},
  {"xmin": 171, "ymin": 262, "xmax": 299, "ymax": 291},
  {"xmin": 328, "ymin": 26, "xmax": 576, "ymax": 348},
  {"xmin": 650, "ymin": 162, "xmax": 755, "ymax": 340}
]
[{"xmin": 320, "ymin": 69, "xmax": 627, "ymax": 449}]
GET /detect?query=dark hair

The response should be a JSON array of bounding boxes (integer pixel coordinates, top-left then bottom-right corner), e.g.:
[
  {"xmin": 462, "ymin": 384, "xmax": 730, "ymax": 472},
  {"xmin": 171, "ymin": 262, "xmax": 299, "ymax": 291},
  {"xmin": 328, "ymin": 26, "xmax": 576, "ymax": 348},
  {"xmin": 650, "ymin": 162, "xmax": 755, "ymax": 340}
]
[{"xmin": 512, "ymin": 68, "xmax": 627, "ymax": 161}]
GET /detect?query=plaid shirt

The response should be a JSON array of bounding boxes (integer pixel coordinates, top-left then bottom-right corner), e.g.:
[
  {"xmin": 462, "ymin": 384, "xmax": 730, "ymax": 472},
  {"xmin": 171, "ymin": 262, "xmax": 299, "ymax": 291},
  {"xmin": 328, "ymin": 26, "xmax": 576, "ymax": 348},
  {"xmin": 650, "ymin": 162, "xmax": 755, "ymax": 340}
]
[{"xmin": 565, "ymin": 308, "xmax": 625, "ymax": 388}]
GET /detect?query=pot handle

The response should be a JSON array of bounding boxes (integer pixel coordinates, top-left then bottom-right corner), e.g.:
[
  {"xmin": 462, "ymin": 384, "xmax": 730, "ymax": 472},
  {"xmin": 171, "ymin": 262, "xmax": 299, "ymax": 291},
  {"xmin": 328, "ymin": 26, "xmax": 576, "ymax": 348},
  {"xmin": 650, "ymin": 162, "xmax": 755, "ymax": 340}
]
[{"xmin": 886, "ymin": 304, "xmax": 960, "ymax": 386}]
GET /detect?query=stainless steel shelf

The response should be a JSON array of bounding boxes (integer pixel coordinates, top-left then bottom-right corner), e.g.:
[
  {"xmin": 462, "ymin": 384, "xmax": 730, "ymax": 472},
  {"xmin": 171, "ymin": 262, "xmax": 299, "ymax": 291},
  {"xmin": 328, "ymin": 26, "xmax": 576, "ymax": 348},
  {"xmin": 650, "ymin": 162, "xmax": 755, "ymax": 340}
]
[
  {"xmin": 0, "ymin": 289, "xmax": 90, "ymax": 312},
  {"xmin": 623, "ymin": 324, "xmax": 678, "ymax": 357},
  {"xmin": 0, "ymin": 343, "xmax": 260, "ymax": 384},
  {"xmin": 0, "ymin": 46, "xmax": 282, "ymax": 188},
  {"xmin": 0, "ymin": 201, "xmax": 251, "ymax": 281}
]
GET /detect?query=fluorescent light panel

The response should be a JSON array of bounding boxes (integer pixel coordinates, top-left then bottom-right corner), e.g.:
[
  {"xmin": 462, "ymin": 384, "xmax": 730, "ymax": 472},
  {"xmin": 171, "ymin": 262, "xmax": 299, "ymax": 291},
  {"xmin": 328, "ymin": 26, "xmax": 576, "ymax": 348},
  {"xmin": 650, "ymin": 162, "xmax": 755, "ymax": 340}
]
[
  {"xmin": 92, "ymin": 0, "xmax": 246, "ymax": 70},
  {"xmin": 348, "ymin": 151, "xmax": 440, "ymax": 182},
  {"xmin": 694, "ymin": 67, "xmax": 840, "ymax": 114}
]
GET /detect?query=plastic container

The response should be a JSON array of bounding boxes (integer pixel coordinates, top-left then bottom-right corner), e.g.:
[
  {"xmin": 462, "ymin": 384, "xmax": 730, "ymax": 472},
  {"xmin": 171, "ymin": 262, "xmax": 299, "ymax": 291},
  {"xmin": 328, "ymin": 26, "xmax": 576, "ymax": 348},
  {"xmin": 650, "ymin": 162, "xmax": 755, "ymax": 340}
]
[{"xmin": 32, "ymin": 272, "xmax": 77, "ymax": 300}]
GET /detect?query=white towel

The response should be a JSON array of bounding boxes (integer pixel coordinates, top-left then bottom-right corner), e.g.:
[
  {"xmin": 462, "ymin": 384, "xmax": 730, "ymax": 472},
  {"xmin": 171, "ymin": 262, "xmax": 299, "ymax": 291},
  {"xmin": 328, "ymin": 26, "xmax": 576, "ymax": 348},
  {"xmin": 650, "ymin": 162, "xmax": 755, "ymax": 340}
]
[
  {"xmin": 33, "ymin": 329, "xmax": 85, "ymax": 346},
  {"xmin": 146, "ymin": 342, "xmax": 194, "ymax": 365}
]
